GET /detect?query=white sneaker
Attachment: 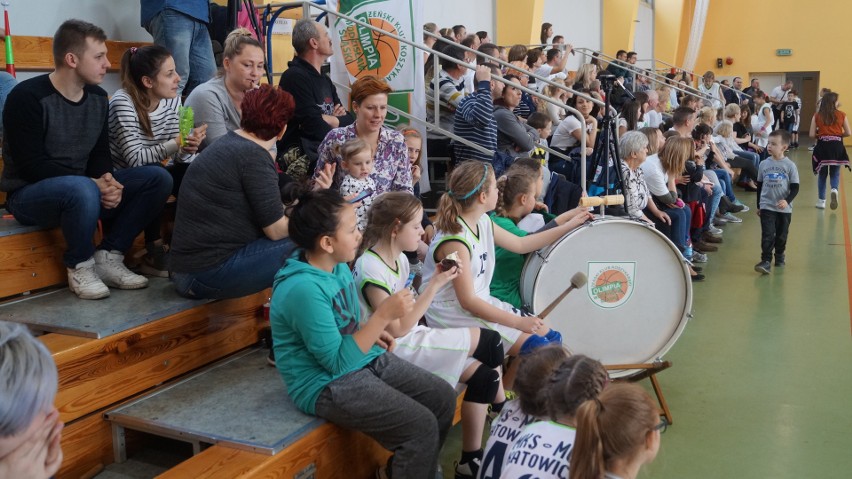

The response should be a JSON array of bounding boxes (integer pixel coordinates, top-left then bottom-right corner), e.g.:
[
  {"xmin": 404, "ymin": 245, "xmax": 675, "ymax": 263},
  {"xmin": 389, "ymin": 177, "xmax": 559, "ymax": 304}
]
[
  {"xmin": 708, "ymin": 225, "xmax": 724, "ymax": 236},
  {"xmin": 816, "ymin": 199, "xmax": 826, "ymax": 209},
  {"xmin": 830, "ymin": 189, "xmax": 839, "ymax": 210},
  {"xmin": 722, "ymin": 212, "xmax": 743, "ymax": 223},
  {"xmin": 94, "ymin": 250, "xmax": 148, "ymax": 290},
  {"xmin": 67, "ymin": 258, "xmax": 110, "ymax": 300}
]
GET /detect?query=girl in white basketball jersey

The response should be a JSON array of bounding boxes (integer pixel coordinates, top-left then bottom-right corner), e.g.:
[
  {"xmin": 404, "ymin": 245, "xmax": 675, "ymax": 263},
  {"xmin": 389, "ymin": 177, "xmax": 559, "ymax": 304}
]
[
  {"xmin": 353, "ymin": 192, "xmax": 507, "ymax": 479},
  {"xmin": 421, "ymin": 161, "xmax": 591, "ymax": 363},
  {"xmin": 480, "ymin": 345, "xmax": 569, "ymax": 479},
  {"xmin": 501, "ymin": 355, "xmax": 608, "ymax": 479}
]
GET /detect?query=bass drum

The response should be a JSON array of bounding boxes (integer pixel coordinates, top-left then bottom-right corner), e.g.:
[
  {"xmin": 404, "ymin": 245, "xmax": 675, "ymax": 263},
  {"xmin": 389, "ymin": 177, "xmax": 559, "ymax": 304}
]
[{"xmin": 520, "ymin": 217, "xmax": 692, "ymax": 378}]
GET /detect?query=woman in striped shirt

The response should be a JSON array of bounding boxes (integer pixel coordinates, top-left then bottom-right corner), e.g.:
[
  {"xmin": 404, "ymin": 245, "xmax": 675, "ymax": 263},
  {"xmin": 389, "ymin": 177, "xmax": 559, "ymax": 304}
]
[{"xmin": 108, "ymin": 45, "xmax": 207, "ymax": 277}]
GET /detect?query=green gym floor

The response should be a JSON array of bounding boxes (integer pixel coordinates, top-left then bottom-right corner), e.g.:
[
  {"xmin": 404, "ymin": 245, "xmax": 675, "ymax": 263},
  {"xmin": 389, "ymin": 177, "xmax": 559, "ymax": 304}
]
[{"xmin": 440, "ymin": 144, "xmax": 852, "ymax": 478}]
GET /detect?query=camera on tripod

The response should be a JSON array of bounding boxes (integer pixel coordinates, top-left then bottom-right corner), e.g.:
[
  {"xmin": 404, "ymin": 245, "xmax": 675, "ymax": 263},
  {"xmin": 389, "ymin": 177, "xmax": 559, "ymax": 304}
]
[{"xmin": 597, "ymin": 73, "xmax": 618, "ymax": 90}]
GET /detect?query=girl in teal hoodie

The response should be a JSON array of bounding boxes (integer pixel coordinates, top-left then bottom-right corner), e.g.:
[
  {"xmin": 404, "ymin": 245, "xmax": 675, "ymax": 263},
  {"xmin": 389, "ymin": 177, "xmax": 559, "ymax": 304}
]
[{"xmin": 270, "ymin": 188, "xmax": 455, "ymax": 479}]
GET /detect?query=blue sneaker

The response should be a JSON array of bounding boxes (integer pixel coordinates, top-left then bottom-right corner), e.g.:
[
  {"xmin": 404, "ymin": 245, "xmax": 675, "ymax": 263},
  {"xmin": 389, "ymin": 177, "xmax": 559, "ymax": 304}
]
[
  {"xmin": 544, "ymin": 328, "xmax": 562, "ymax": 344},
  {"xmin": 520, "ymin": 329, "xmax": 562, "ymax": 355}
]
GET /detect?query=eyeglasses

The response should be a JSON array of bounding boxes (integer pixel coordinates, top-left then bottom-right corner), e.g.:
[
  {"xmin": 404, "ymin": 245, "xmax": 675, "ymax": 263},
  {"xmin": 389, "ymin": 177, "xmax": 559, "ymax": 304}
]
[{"xmin": 653, "ymin": 418, "xmax": 669, "ymax": 434}]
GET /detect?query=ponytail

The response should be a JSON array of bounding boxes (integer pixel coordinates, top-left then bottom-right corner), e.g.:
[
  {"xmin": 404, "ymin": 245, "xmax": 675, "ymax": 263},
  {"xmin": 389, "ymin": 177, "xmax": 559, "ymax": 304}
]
[
  {"xmin": 570, "ymin": 384, "xmax": 660, "ymax": 479},
  {"xmin": 435, "ymin": 161, "xmax": 494, "ymax": 235},
  {"xmin": 435, "ymin": 192, "xmax": 465, "ymax": 235},
  {"xmin": 571, "ymin": 398, "xmax": 607, "ymax": 479},
  {"xmin": 494, "ymin": 161, "xmax": 539, "ymax": 218},
  {"xmin": 119, "ymin": 44, "xmax": 173, "ymax": 137}
]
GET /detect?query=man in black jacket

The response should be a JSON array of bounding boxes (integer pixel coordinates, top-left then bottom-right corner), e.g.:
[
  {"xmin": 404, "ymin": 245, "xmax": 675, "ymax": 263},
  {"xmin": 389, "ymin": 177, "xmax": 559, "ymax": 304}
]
[{"xmin": 278, "ymin": 19, "xmax": 354, "ymax": 178}]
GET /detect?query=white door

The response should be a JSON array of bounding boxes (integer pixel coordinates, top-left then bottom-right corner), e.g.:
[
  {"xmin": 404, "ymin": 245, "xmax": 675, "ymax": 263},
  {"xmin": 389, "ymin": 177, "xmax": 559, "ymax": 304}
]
[{"xmin": 633, "ymin": 2, "xmax": 654, "ymax": 70}]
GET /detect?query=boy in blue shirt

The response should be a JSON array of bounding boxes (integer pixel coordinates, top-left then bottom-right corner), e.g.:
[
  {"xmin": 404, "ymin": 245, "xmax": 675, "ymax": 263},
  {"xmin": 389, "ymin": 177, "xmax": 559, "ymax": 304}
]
[{"xmin": 755, "ymin": 130, "xmax": 799, "ymax": 274}]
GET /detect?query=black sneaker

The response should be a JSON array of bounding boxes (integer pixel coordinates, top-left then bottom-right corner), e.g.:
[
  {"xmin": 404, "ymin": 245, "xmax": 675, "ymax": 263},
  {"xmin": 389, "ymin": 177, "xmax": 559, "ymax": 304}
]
[
  {"xmin": 775, "ymin": 255, "xmax": 786, "ymax": 267},
  {"xmin": 690, "ymin": 272, "xmax": 706, "ymax": 282},
  {"xmin": 754, "ymin": 261, "xmax": 771, "ymax": 274},
  {"xmin": 455, "ymin": 458, "xmax": 481, "ymax": 479},
  {"xmin": 267, "ymin": 348, "xmax": 276, "ymax": 367},
  {"xmin": 139, "ymin": 241, "xmax": 170, "ymax": 278}
]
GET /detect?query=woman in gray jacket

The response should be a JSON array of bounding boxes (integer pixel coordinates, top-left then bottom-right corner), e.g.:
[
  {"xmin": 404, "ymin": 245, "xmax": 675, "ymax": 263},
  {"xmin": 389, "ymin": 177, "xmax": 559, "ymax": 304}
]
[{"xmin": 493, "ymin": 75, "xmax": 539, "ymax": 159}]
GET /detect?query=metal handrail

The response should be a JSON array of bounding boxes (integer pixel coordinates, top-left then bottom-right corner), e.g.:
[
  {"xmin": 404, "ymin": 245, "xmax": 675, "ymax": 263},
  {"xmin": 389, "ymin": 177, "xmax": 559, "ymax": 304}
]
[
  {"xmin": 638, "ymin": 57, "xmax": 752, "ymax": 100},
  {"xmin": 573, "ymin": 47, "xmax": 714, "ymax": 103},
  {"xmin": 262, "ymin": 1, "xmax": 601, "ymax": 188},
  {"xmin": 425, "ymin": 33, "xmax": 605, "ymax": 109},
  {"xmin": 330, "ymin": 79, "xmax": 493, "ymax": 157}
]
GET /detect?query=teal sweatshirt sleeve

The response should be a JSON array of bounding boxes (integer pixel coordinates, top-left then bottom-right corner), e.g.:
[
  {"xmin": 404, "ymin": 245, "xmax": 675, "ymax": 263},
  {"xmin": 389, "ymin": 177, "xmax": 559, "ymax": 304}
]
[{"xmin": 282, "ymin": 281, "xmax": 374, "ymax": 376}]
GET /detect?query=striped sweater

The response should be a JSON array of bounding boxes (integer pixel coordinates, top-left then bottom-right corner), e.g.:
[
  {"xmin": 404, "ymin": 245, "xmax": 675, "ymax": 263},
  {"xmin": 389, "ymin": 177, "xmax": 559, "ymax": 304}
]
[
  {"xmin": 452, "ymin": 80, "xmax": 497, "ymax": 164},
  {"xmin": 426, "ymin": 69, "xmax": 465, "ymax": 139},
  {"xmin": 108, "ymin": 89, "xmax": 194, "ymax": 169}
]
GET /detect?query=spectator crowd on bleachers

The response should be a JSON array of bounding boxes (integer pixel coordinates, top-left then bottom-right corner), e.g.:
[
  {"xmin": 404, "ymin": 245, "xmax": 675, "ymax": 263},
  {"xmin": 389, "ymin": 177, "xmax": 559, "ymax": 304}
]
[{"xmin": 2, "ymin": 7, "xmax": 849, "ymax": 478}]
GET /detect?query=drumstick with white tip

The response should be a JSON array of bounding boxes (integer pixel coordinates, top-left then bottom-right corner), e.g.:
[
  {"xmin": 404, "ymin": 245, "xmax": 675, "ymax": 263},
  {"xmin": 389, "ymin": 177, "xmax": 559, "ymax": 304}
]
[
  {"xmin": 579, "ymin": 195, "xmax": 624, "ymax": 207},
  {"xmin": 538, "ymin": 272, "xmax": 588, "ymax": 319}
]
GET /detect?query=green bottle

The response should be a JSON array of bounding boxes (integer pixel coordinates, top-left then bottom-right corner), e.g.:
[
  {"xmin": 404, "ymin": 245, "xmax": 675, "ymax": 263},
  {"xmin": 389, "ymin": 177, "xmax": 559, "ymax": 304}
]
[{"xmin": 178, "ymin": 106, "xmax": 194, "ymax": 146}]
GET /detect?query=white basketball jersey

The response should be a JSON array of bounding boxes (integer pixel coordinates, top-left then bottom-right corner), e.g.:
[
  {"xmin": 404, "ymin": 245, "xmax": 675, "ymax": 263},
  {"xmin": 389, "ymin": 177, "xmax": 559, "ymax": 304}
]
[
  {"xmin": 422, "ymin": 214, "xmax": 496, "ymax": 302},
  {"xmin": 353, "ymin": 250, "xmax": 410, "ymax": 320},
  {"xmin": 479, "ymin": 399, "xmax": 539, "ymax": 479},
  {"xmin": 500, "ymin": 421, "xmax": 576, "ymax": 479}
]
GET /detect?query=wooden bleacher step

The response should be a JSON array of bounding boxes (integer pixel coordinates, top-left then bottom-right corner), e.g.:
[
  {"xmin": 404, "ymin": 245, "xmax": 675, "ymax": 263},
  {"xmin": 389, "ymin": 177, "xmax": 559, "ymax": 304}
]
[
  {"xmin": 0, "ymin": 212, "xmax": 68, "ymax": 299},
  {"xmin": 105, "ymin": 348, "xmax": 323, "ymax": 460},
  {"xmin": 0, "ymin": 277, "xmax": 209, "ymax": 338}
]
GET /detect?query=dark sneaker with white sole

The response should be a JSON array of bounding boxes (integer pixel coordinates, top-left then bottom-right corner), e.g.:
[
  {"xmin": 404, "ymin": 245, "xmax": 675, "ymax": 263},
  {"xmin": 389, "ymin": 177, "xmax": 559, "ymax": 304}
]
[{"xmin": 754, "ymin": 261, "xmax": 771, "ymax": 274}]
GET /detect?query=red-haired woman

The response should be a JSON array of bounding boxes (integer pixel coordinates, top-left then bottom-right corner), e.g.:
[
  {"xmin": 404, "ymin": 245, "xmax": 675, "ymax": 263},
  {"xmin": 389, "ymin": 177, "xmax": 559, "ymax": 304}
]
[
  {"xmin": 313, "ymin": 75, "xmax": 412, "ymax": 194},
  {"xmin": 170, "ymin": 84, "xmax": 296, "ymax": 299}
]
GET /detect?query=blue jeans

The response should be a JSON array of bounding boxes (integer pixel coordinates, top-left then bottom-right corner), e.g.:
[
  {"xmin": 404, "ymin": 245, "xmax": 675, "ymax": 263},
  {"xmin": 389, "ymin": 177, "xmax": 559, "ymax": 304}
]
[
  {"xmin": 172, "ymin": 237, "xmax": 295, "ymax": 300},
  {"xmin": 7, "ymin": 167, "xmax": 172, "ymax": 267},
  {"xmin": 712, "ymin": 168, "xmax": 737, "ymax": 202},
  {"xmin": 146, "ymin": 9, "xmax": 216, "ymax": 96},
  {"xmin": 665, "ymin": 204, "xmax": 691, "ymax": 253},
  {"xmin": 703, "ymin": 170, "xmax": 724, "ymax": 222},
  {"xmin": 817, "ymin": 166, "xmax": 841, "ymax": 200}
]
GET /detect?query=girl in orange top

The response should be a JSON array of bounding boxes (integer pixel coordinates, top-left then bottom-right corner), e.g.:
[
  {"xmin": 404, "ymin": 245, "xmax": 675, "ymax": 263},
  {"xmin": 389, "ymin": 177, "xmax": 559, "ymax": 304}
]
[{"xmin": 809, "ymin": 92, "xmax": 851, "ymax": 210}]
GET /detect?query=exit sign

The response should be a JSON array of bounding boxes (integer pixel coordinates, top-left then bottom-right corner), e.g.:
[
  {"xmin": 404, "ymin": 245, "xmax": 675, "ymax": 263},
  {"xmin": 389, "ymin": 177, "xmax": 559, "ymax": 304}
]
[{"xmin": 776, "ymin": 49, "xmax": 793, "ymax": 56}]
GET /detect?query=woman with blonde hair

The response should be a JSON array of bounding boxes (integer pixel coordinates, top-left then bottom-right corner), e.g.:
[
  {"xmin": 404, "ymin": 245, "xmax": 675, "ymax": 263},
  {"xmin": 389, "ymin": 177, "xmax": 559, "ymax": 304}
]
[
  {"xmin": 639, "ymin": 133, "xmax": 702, "ymax": 279},
  {"xmin": 186, "ymin": 28, "xmax": 265, "ymax": 150},
  {"xmin": 538, "ymin": 78, "xmax": 570, "ymax": 128},
  {"xmin": 572, "ymin": 63, "xmax": 597, "ymax": 91}
]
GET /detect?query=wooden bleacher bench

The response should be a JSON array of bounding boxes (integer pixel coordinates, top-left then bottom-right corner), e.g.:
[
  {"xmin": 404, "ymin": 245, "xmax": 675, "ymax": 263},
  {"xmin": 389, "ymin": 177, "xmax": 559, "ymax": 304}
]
[
  {"xmin": 0, "ymin": 212, "xmax": 70, "ymax": 299},
  {"xmin": 0, "ymin": 211, "xmax": 269, "ymax": 478},
  {"xmin": 105, "ymin": 349, "xmax": 464, "ymax": 479},
  {"xmin": 0, "ymin": 34, "xmax": 458, "ymax": 479}
]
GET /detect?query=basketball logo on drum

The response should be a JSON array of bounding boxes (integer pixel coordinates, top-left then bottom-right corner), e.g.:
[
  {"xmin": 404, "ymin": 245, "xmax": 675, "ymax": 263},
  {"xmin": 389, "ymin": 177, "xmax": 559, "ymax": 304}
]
[{"xmin": 588, "ymin": 262, "xmax": 636, "ymax": 309}]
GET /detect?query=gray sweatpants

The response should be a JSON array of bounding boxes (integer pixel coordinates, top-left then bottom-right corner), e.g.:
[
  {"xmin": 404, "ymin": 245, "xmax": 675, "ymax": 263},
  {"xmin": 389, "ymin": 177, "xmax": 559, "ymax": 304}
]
[{"xmin": 314, "ymin": 353, "xmax": 456, "ymax": 479}]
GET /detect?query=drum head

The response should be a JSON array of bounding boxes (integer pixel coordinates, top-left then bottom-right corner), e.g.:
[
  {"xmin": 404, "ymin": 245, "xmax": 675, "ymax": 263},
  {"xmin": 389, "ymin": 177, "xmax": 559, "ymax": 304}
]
[{"xmin": 521, "ymin": 218, "xmax": 692, "ymax": 378}]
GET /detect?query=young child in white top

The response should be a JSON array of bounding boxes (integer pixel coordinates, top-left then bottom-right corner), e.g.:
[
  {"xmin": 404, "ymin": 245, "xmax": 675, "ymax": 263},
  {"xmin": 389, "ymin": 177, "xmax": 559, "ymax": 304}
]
[
  {"xmin": 479, "ymin": 345, "xmax": 570, "ymax": 479},
  {"xmin": 352, "ymin": 192, "xmax": 507, "ymax": 479},
  {"xmin": 501, "ymin": 355, "xmax": 608, "ymax": 479},
  {"xmin": 421, "ymin": 161, "xmax": 593, "ymax": 382},
  {"xmin": 336, "ymin": 138, "xmax": 375, "ymax": 230}
]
